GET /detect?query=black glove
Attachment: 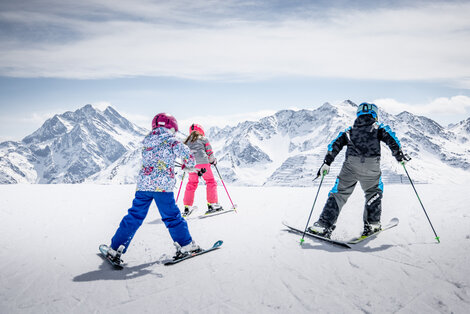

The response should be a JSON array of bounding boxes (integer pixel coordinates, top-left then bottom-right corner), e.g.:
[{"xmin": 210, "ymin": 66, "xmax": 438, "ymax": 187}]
[
  {"xmin": 396, "ymin": 151, "xmax": 411, "ymax": 163},
  {"xmin": 197, "ymin": 168, "xmax": 207, "ymax": 177}
]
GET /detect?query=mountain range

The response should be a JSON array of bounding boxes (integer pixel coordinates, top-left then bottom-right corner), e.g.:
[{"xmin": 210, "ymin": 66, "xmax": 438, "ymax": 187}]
[
  {"xmin": 0, "ymin": 105, "xmax": 146, "ymax": 184},
  {"xmin": 1, "ymin": 102, "xmax": 470, "ymax": 186}
]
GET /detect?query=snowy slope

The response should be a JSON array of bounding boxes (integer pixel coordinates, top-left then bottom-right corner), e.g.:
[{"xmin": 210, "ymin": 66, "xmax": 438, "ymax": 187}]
[{"xmin": 0, "ymin": 183, "xmax": 469, "ymax": 313}]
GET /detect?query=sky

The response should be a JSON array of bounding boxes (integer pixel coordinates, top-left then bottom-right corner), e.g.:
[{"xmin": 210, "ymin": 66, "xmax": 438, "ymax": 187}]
[{"xmin": 1, "ymin": 0, "xmax": 470, "ymax": 141}]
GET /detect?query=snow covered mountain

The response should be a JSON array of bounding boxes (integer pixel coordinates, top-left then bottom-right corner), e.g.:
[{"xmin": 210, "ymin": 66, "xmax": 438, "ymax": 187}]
[
  {"xmin": 2, "ymin": 101, "xmax": 470, "ymax": 185},
  {"xmin": 204, "ymin": 101, "xmax": 470, "ymax": 186},
  {"xmin": 0, "ymin": 105, "xmax": 146, "ymax": 184}
]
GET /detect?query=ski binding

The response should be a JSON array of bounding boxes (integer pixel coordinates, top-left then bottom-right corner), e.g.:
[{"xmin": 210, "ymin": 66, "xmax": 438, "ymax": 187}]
[
  {"xmin": 99, "ymin": 244, "xmax": 124, "ymax": 269},
  {"xmin": 348, "ymin": 217, "xmax": 399, "ymax": 244},
  {"xmin": 282, "ymin": 221, "xmax": 351, "ymax": 249}
]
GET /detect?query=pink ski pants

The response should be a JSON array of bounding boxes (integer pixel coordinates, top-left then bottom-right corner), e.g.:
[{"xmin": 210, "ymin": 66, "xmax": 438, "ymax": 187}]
[{"xmin": 183, "ymin": 164, "xmax": 218, "ymax": 206}]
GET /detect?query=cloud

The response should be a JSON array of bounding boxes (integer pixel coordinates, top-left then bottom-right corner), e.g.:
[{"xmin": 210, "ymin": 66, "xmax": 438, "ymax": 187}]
[
  {"xmin": 0, "ymin": 0, "xmax": 469, "ymax": 84},
  {"xmin": 374, "ymin": 95, "xmax": 470, "ymax": 116},
  {"xmin": 119, "ymin": 111, "xmax": 151, "ymax": 130}
]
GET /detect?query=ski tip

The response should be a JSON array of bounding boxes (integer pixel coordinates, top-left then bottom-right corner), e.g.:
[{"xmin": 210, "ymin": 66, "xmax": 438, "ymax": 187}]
[
  {"xmin": 213, "ymin": 240, "xmax": 223, "ymax": 247},
  {"xmin": 99, "ymin": 244, "xmax": 109, "ymax": 254}
]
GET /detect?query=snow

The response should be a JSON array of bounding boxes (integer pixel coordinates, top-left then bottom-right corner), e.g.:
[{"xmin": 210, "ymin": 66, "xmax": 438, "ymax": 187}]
[{"xmin": 1, "ymin": 182, "xmax": 469, "ymax": 313}]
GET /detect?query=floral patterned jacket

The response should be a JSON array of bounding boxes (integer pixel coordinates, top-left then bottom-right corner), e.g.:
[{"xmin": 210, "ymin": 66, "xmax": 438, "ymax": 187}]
[{"xmin": 136, "ymin": 128, "xmax": 195, "ymax": 192}]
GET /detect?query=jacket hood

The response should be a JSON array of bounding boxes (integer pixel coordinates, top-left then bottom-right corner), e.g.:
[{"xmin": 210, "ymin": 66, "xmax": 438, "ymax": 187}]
[{"xmin": 353, "ymin": 114, "xmax": 376, "ymax": 127}]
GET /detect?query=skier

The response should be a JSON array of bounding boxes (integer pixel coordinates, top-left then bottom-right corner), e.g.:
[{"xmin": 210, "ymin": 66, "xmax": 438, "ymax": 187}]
[
  {"xmin": 103, "ymin": 113, "xmax": 203, "ymax": 265},
  {"xmin": 309, "ymin": 103, "xmax": 408, "ymax": 238},
  {"xmin": 182, "ymin": 123, "xmax": 223, "ymax": 216}
]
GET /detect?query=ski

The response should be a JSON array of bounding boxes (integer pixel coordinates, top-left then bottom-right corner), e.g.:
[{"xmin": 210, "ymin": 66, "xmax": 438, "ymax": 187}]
[
  {"xmin": 348, "ymin": 217, "xmax": 399, "ymax": 244},
  {"xmin": 198, "ymin": 209, "xmax": 235, "ymax": 219},
  {"xmin": 164, "ymin": 240, "xmax": 223, "ymax": 265},
  {"xmin": 99, "ymin": 244, "xmax": 124, "ymax": 269},
  {"xmin": 282, "ymin": 222, "xmax": 351, "ymax": 249}
]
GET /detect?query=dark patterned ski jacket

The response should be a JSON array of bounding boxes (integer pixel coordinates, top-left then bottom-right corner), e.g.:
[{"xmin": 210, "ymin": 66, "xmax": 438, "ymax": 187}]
[{"xmin": 324, "ymin": 114, "xmax": 403, "ymax": 165}]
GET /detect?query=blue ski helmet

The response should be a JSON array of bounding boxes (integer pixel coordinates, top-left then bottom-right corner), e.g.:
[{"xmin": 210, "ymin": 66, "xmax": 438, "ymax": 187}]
[{"xmin": 357, "ymin": 103, "xmax": 378, "ymax": 120}]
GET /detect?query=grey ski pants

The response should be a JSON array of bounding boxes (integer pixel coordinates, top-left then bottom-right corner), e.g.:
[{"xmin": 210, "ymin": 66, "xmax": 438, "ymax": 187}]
[{"xmin": 318, "ymin": 156, "xmax": 384, "ymax": 227}]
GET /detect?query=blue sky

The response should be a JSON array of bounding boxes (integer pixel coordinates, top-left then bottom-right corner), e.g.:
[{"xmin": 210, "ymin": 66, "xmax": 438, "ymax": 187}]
[{"xmin": 1, "ymin": 0, "xmax": 470, "ymax": 141}]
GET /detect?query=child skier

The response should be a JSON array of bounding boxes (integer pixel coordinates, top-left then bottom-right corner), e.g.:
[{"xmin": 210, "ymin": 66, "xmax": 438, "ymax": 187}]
[
  {"xmin": 103, "ymin": 113, "xmax": 202, "ymax": 265},
  {"xmin": 182, "ymin": 123, "xmax": 223, "ymax": 216},
  {"xmin": 309, "ymin": 103, "xmax": 408, "ymax": 238}
]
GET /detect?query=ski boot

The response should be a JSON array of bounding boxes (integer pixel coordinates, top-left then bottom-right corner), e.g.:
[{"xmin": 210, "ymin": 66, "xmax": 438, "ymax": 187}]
[
  {"xmin": 205, "ymin": 203, "xmax": 223, "ymax": 215},
  {"xmin": 173, "ymin": 240, "xmax": 202, "ymax": 259},
  {"xmin": 182, "ymin": 206, "xmax": 191, "ymax": 217},
  {"xmin": 362, "ymin": 222, "xmax": 382, "ymax": 237},
  {"xmin": 107, "ymin": 245, "xmax": 125, "ymax": 265},
  {"xmin": 307, "ymin": 221, "xmax": 336, "ymax": 239}
]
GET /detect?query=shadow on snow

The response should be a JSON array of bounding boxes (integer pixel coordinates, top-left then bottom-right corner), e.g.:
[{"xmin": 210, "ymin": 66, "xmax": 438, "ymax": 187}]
[{"xmin": 72, "ymin": 255, "xmax": 165, "ymax": 282}]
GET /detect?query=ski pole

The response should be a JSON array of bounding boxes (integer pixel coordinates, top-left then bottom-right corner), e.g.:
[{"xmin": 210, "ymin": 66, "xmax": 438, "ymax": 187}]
[
  {"xmin": 300, "ymin": 171, "xmax": 326, "ymax": 245},
  {"xmin": 176, "ymin": 172, "xmax": 185, "ymax": 203},
  {"xmin": 401, "ymin": 162, "xmax": 440, "ymax": 243},
  {"xmin": 214, "ymin": 164, "xmax": 237, "ymax": 211}
]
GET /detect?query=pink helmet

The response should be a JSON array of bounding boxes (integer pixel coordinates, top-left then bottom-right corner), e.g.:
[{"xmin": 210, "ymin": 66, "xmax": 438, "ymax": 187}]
[
  {"xmin": 152, "ymin": 113, "xmax": 179, "ymax": 132},
  {"xmin": 189, "ymin": 123, "xmax": 205, "ymax": 136}
]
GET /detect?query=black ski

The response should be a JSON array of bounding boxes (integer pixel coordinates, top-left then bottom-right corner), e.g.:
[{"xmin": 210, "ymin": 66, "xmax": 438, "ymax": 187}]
[
  {"xmin": 348, "ymin": 217, "xmax": 399, "ymax": 244},
  {"xmin": 99, "ymin": 244, "xmax": 124, "ymax": 269},
  {"xmin": 164, "ymin": 240, "xmax": 223, "ymax": 265},
  {"xmin": 282, "ymin": 222, "xmax": 351, "ymax": 249}
]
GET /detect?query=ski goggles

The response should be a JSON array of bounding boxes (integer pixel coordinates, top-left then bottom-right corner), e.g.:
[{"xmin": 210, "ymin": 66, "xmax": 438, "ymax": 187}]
[{"xmin": 357, "ymin": 103, "xmax": 378, "ymax": 118}]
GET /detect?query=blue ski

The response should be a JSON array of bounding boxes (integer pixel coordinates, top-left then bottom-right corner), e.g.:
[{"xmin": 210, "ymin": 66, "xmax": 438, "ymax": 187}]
[{"xmin": 164, "ymin": 240, "xmax": 223, "ymax": 265}]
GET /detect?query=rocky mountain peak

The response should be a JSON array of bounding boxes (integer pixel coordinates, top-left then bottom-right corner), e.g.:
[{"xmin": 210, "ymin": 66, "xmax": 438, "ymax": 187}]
[{"xmin": 1, "ymin": 104, "xmax": 146, "ymax": 184}]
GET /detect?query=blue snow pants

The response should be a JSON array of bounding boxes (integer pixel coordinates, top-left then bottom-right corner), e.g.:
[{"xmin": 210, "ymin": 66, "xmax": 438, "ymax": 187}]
[{"xmin": 110, "ymin": 191, "xmax": 192, "ymax": 253}]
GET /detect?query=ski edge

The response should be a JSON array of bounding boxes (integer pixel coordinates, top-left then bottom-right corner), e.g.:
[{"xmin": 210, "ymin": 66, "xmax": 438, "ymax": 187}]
[{"xmin": 282, "ymin": 221, "xmax": 351, "ymax": 249}]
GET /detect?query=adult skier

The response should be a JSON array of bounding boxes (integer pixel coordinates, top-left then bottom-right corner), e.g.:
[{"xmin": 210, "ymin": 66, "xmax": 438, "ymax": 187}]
[
  {"xmin": 309, "ymin": 103, "xmax": 408, "ymax": 238},
  {"xmin": 103, "ymin": 113, "xmax": 202, "ymax": 265},
  {"xmin": 182, "ymin": 123, "xmax": 223, "ymax": 216}
]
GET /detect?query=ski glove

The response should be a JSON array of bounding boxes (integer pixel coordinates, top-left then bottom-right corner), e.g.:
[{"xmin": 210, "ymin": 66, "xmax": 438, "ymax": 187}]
[
  {"xmin": 182, "ymin": 165, "xmax": 206, "ymax": 176},
  {"xmin": 317, "ymin": 163, "xmax": 330, "ymax": 177},
  {"xmin": 209, "ymin": 155, "xmax": 217, "ymax": 165},
  {"xmin": 395, "ymin": 151, "xmax": 411, "ymax": 164}
]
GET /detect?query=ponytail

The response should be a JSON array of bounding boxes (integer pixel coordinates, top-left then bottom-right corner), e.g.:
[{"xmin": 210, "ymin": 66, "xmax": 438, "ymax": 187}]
[{"xmin": 184, "ymin": 131, "xmax": 202, "ymax": 144}]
